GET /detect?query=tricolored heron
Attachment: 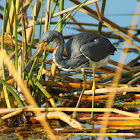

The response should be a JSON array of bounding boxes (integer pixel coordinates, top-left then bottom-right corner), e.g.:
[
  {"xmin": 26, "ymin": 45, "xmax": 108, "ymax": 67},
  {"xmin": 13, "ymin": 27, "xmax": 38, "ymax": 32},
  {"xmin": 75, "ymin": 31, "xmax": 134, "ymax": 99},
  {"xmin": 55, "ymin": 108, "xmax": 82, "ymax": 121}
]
[{"xmin": 24, "ymin": 30, "xmax": 116, "ymax": 118}]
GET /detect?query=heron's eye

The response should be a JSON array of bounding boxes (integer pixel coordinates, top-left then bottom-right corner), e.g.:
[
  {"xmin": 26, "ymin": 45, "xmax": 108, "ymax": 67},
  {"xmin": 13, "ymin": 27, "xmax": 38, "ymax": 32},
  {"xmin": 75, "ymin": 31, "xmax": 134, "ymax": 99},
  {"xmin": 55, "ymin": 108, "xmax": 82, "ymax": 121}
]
[{"xmin": 94, "ymin": 39, "xmax": 97, "ymax": 42}]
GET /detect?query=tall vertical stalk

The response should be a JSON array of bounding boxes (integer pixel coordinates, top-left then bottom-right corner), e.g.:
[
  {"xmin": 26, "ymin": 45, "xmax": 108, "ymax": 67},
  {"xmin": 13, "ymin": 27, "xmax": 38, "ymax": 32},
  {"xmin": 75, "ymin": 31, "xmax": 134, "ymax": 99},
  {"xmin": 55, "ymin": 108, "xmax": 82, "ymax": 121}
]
[
  {"xmin": 39, "ymin": 0, "xmax": 43, "ymax": 40},
  {"xmin": 98, "ymin": 0, "xmax": 106, "ymax": 35},
  {"xmin": 13, "ymin": 0, "xmax": 18, "ymax": 70},
  {"xmin": 58, "ymin": 0, "xmax": 64, "ymax": 33}
]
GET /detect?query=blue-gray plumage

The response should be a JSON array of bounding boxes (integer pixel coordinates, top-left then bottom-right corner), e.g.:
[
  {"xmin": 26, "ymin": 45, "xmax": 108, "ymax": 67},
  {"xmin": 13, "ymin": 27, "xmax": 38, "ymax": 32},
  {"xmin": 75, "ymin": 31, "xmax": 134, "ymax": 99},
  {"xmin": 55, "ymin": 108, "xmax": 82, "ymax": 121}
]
[
  {"xmin": 51, "ymin": 31, "xmax": 116, "ymax": 71},
  {"xmin": 24, "ymin": 30, "xmax": 116, "ymax": 118}
]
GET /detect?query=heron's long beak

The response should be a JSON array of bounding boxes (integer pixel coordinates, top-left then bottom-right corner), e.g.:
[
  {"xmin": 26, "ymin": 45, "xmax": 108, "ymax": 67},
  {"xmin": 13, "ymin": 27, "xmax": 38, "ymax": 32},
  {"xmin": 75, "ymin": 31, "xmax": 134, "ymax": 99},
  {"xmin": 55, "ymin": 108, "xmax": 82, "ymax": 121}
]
[{"xmin": 23, "ymin": 41, "xmax": 48, "ymax": 72}]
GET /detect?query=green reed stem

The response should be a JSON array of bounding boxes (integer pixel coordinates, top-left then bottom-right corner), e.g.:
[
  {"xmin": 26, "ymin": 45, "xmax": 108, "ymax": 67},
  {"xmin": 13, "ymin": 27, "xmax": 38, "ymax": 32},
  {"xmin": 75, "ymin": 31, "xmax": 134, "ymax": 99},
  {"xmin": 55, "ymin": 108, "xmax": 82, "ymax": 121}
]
[
  {"xmin": 51, "ymin": 0, "xmax": 58, "ymax": 15},
  {"xmin": 99, "ymin": 68, "xmax": 140, "ymax": 83},
  {"xmin": 13, "ymin": 0, "xmax": 18, "ymax": 70},
  {"xmin": 52, "ymin": 0, "xmax": 87, "ymax": 31},
  {"xmin": 25, "ymin": 0, "xmax": 36, "ymax": 85},
  {"xmin": 29, "ymin": 76, "xmax": 56, "ymax": 107},
  {"xmin": 60, "ymin": 0, "xmax": 88, "ymax": 32},
  {"xmin": 120, "ymin": 71, "xmax": 140, "ymax": 84},
  {"xmin": 21, "ymin": 11, "xmax": 25, "ymax": 79},
  {"xmin": 26, "ymin": 0, "xmax": 35, "ymax": 59},
  {"xmin": 0, "ymin": 79, "xmax": 24, "ymax": 107},
  {"xmin": 58, "ymin": 0, "xmax": 64, "ymax": 33},
  {"xmin": 98, "ymin": 0, "xmax": 106, "ymax": 35}
]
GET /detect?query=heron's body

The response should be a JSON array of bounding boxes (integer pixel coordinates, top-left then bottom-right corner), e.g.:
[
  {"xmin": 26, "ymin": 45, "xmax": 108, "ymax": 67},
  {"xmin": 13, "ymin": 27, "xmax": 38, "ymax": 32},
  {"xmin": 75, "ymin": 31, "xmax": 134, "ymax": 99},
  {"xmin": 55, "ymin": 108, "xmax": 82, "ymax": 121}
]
[
  {"xmin": 25, "ymin": 30, "xmax": 116, "ymax": 118},
  {"xmin": 52, "ymin": 31, "xmax": 116, "ymax": 71}
]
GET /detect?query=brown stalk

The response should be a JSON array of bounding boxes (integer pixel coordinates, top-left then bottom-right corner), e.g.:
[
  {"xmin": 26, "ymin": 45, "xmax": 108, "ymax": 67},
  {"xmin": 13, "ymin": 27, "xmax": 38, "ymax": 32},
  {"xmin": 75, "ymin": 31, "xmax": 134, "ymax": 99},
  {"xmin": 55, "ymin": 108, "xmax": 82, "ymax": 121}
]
[
  {"xmin": 17, "ymin": 0, "xmax": 33, "ymax": 23},
  {"xmin": 37, "ymin": 112, "xmax": 85, "ymax": 129},
  {"xmin": 108, "ymin": 59, "xmax": 133, "ymax": 71},
  {"xmin": 6, "ymin": 1, "xmax": 14, "ymax": 33},
  {"xmin": 60, "ymin": 86, "xmax": 140, "ymax": 96},
  {"xmin": 67, "ymin": 132, "xmax": 134, "ymax": 137},
  {"xmin": 1, "ymin": 106, "xmax": 139, "ymax": 118},
  {"xmin": 1, "ymin": 109, "xmax": 23, "ymax": 120},
  {"xmin": 26, "ymin": 0, "xmax": 41, "ymax": 43},
  {"xmin": 44, "ymin": 0, "xmax": 51, "ymax": 32},
  {"xmin": 1, "ymin": 109, "xmax": 85, "ymax": 129}
]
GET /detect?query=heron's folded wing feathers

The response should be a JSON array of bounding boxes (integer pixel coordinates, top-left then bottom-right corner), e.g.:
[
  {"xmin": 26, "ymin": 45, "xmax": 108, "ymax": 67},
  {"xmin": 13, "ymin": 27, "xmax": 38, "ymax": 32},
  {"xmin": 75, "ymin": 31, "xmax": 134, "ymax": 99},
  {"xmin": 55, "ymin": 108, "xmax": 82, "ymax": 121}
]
[
  {"xmin": 81, "ymin": 40, "xmax": 116, "ymax": 62},
  {"xmin": 60, "ymin": 54, "xmax": 90, "ymax": 71}
]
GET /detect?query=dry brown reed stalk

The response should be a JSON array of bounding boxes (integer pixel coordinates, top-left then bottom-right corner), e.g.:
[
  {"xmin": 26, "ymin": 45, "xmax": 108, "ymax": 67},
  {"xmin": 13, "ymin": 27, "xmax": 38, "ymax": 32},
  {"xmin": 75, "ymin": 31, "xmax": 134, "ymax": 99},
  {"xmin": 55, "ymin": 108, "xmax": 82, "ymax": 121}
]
[
  {"xmin": 108, "ymin": 59, "xmax": 133, "ymax": 71},
  {"xmin": 99, "ymin": 2, "xmax": 140, "ymax": 139},
  {"xmin": 13, "ymin": 0, "xmax": 23, "ymax": 34},
  {"xmin": 109, "ymin": 126, "xmax": 140, "ymax": 130},
  {"xmin": 26, "ymin": 0, "xmax": 41, "ymax": 43},
  {"xmin": 42, "ymin": 80, "xmax": 91, "ymax": 89},
  {"xmin": 126, "ymin": 55, "xmax": 140, "ymax": 66},
  {"xmin": 37, "ymin": 112, "xmax": 85, "ymax": 129},
  {"xmin": 0, "ymin": 50, "xmax": 56, "ymax": 140},
  {"xmin": 44, "ymin": 0, "xmax": 51, "ymax": 33},
  {"xmin": 0, "ymin": 34, "xmax": 22, "ymax": 47},
  {"xmin": 1, "ymin": 109, "xmax": 85, "ymax": 129},
  {"xmin": 70, "ymin": 16, "xmax": 86, "ymax": 32},
  {"xmin": 0, "ymin": 126, "xmax": 29, "ymax": 133},
  {"xmin": 93, "ymin": 116, "xmax": 140, "ymax": 121},
  {"xmin": 6, "ymin": 1, "xmax": 14, "ymax": 33},
  {"xmin": 1, "ymin": 109, "xmax": 23, "ymax": 120},
  {"xmin": 1, "ymin": 106, "xmax": 139, "ymax": 120},
  {"xmin": 52, "ymin": 0, "xmax": 100, "ymax": 18},
  {"xmin": 60, "ymin": 86, "xmax": 140, "ymax": 97},
  {"xmin": 17, "ymin": 0, "xmax": 33, "ymax": 23},
  {"xmin": 62, "ymin": 132, "xmax": 135, "ymax": 137},
  {"xmin": 25, "ymin": 107, "xmax": 140, "ymax": 118},
  {"xmin": 100, "ymin": 120, "xmax": 140, "ymax": 127},
  {"xmin": 43, "ymin": 69, "xmax": 82, "ymax": 83},
  {"xmin": 54, "ymin": 0, "xmax": 86, "ymax": 32}
]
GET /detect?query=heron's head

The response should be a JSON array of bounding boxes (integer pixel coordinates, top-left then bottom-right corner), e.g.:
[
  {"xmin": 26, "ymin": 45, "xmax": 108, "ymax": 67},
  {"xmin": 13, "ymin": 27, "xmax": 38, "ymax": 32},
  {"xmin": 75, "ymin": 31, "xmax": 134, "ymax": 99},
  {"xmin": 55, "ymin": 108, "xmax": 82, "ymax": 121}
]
[{"xmin": 39, "ymin": 30, "xmax": 62, "ymax": 46}]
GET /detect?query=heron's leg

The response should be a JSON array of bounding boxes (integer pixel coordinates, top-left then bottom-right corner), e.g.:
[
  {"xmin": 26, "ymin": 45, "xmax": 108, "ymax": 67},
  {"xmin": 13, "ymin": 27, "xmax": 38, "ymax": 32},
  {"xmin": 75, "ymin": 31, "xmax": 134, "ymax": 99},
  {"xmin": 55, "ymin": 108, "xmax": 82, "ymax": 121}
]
[
  {"xmin": 91, "ymin": 62, "xmax": 96, "ymax": 119},
  {"xmin": 72, "ymin": 68, "xmax": 87, "ymax": 118}
]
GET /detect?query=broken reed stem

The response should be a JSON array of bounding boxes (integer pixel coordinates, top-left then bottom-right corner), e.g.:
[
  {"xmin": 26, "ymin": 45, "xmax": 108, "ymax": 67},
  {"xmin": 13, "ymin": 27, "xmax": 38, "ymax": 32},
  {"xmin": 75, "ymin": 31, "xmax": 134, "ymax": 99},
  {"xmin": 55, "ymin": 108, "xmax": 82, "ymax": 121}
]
[
  {"xmin": 1, "ymin": 107, "xmax": 140, "ymax": 118},
  {"xmin": 64, "ymin": 133, "xmax": 135, "ymax": 137},
  {"xmin": 60, "ymin": 86, "xmax": 140, "ymax": 96},
  {"xmin": 0, "ymin": 50, "xmax": 56, "ymax": 140},
  {"xmin": 44, "ymin": 0, "xmax": 51, "ymax": 32}
]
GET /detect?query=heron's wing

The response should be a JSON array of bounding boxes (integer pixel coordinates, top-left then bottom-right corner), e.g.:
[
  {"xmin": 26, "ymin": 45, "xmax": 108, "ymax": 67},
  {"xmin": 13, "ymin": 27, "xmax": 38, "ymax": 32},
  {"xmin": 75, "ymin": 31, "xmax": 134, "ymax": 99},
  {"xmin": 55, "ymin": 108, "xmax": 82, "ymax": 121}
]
[
  {"xmin": 81, "ymin": 37, "xmax": 116, "ymax": 62},
  {"xmin": 59, "ymin": 54, "xmax": 90, "ymax": 71},
  {"xmin": 65, "ymin": 32, "xmax": 99, "ymax": 59}
]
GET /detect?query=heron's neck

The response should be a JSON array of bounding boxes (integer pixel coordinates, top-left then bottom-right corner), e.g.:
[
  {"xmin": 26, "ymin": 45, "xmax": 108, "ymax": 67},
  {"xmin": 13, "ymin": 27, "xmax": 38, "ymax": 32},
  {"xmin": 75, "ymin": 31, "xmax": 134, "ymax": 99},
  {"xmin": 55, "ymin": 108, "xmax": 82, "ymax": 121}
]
[{"xmin": 52, "ymin": 35, "xmax": 66, "ymax": 68}]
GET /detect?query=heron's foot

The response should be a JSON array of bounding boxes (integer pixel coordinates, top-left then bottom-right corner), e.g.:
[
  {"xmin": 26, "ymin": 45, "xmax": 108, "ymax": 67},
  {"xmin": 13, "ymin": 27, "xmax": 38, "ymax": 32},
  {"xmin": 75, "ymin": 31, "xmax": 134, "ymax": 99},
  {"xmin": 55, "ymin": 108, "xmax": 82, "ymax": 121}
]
[{"xmin": 71, "ymin": 112, "xmax": 78, "ymax": 119}]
